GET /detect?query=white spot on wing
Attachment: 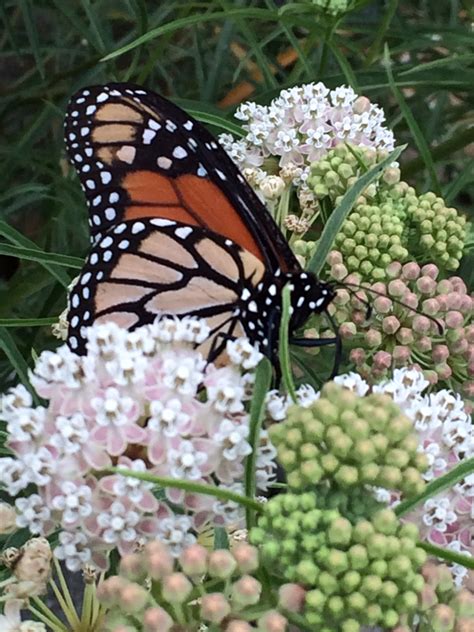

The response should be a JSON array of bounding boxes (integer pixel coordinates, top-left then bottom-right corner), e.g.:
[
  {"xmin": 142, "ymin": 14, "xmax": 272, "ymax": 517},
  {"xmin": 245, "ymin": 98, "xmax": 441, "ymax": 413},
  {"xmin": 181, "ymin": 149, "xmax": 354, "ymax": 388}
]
[
  {"xmin": 183, "ymin": 120, "xmax": 193, "ymax": 130},
  {"xmin": 150, "ymin": 218, "xmax": 175, "ymax": 227},
  {"xmin": 173, "ymin": 146, "xmax": 187, "ymax": 159},
  {"xmin": 175, "ymin": 227, "xmax": 193, "ymax": 239},
  {"xmin": 157, "ymin": 156, "xmax": 172, "ymax": 169},
  {"xmin": 142, "ymin": 129, "xmax": 156, "ymax": 144}
]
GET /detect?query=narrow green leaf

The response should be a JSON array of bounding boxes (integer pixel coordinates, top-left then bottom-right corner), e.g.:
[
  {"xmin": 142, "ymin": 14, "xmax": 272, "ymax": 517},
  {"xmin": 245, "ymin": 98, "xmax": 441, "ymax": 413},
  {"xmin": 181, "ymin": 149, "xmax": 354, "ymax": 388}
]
[
  {"xmin": 19, "ymin": 0, "xmax": 45, "ymax": 79},
  {"xmin": 0, "ymin": 328, "xmax": 38, "ymax": 403},
  {"xmin": 418, "ymin": 541, "xmax": 474, "ymax": 570},
  {"xmin": 395, "ymin": 457, "xmax": 474, "ymax": 518},
  {"xmin": 0, "ymin": 318, "xmax": 57, "ymax": 328},
  {"xmin": 0, "ymin": 244, "xmax": 83, "ymax": 270},
  {"xmin": 187, "ymin": 110, "xmax": 244, "ymax": 137},
  {"xmin": 307, "ymin": 145, "xmax": 406, "ymax": 276},
  {"xmin": 279, "ymin": 284, "xmax": 298, "ymax": 402},
  {"xmin": 384, "ymin": 45, "xmax": 441, "ymax": 194},
  {"xmin": 0, "ymin": 221, "xmax": 70, "ymax": 288},
  {"xmin": 101, "ymin": 8, "xmax": 277, "ymax": 62},
  {"xmin": 108, "ymin": 467, "xmax": 262, "ymax": 513},
  {"xmin": 244, "ymin": 357, "xmax": 272, "ymax": 528}
]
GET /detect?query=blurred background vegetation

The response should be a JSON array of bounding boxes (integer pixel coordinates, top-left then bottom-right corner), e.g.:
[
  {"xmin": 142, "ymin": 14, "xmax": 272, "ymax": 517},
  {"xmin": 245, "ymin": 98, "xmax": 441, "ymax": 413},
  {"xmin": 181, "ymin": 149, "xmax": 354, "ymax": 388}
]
[{"xmin": 0, "ymin": 0, "xmax": 472, "ymax": 392}]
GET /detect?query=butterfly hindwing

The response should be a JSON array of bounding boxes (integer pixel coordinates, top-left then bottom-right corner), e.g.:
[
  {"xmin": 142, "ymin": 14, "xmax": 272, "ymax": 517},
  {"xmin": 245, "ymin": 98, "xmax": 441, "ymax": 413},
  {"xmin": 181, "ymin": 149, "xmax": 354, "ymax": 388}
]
[
  {"xmin": 67, "ymin": 218, "xmax": 266, "ymax": 355},
  {"xmin": 64, "ymin": 83, "xmax": 298, "ymax": 271}
]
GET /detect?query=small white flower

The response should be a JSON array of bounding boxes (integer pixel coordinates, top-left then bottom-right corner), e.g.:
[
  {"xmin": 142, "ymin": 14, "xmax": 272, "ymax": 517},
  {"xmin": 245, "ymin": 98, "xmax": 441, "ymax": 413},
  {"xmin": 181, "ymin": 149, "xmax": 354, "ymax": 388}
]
[
  {"xmin": 0, "ymin": 457, "xmax": 32, "ymax": 495},
  {"xmin": 50, "ymin": 412, "xmax": 89, "ymax": 454},
  {"xmin": 96, "ymin": 501, "xmax": 140, "ymax": 544},
  {"xmin": 333, "ymin": 372, "xmax": 370, "ymax": 397},
  {"xmin": 162, "ymin": 354, "xmax": 205, "ymax": 396},
  {"xmin": 168, "ymin": 441, "xmax": 208, "ymax": 480},
  {"xmin": 1, "ymin": 384, "xmax": 33, "ymax": 420},
  {"xmin": 6, "ymin": 407, "xmax": 46, "ymax": 444},
  {"xmin": 266, "ymin": 390, "xmax": 289, "ymax": 421},
  {"xmin": 91, "ymin": 387, "xmax": 138, "ymax": 428},
  {"xmin": 148, "ymin": 398, "xmax": 190, "ymax": 437},
  {"xmin": 296, "ymin": 383, "xmax": 320, "ymax": 406},
  {"xmin": 213, "ymin": 483, "xmax": 245, "ymax": 525},
  {"xmin": 156, "ymin": 514, "xmax": 195, "ymax": 556},
  {"xmin": 51, "ymin": 481, "xmax": 92, "ymax": 524},
  {"xmin": 422, "ymin": 497, "xmax": 457, "ymax": 532},
  {"xmin": 215, "ymin": 420, "xmax": 251, "ymax": 461},
  {"xmin": 54, "ymin": 530, "xmax": 92, "ymax": 572},
  {"xmin": 15, "ymin": 494, "xmax": 51, "ymax": 534},
  {"xmin": 226, "ymin": 338, "xmax": 263, "ymax": 370}
]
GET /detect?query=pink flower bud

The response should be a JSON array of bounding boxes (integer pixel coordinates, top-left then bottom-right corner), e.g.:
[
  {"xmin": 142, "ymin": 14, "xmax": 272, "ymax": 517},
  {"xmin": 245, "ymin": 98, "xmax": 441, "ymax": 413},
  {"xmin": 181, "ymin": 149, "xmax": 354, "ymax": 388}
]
[
  {"xmin": 340, "ymin": 322, "xmax": 357, "ymax": 339},
  {"xmin": 225, "ymin": 621, "xmax": 253, "ymax": 632},
  {"xmin": 436, "ymin": 294, "xmax": 450, "ymax": 311},
  {"xmin": 392, "ymin": 345, "xmax": 411, "ymax": 364},
  {"xmin": 232, "ymin": 543, "xmax": 259, "ymax": 573},
  {"xmin": 120, "ymin": 553, "xmax": 146, "ymax": 581},
  {"xmin": 331, "ymin": 263, "xmax": 348, "ymax": 280},
  {"xmin": 179, "ymin": 544, "xmax": 208, "ymax": 577},
  {"xmin": 417, "ymin": 336, "xmax": 433, "ymax": 352},
  {"xmin": 402, "ymin": 262, "xmax": 420, "ymax": 280},
  {"xmin": 423, "ymin": 369, "xmax": 438, "ymax": 385},
  {"xmin": 143, "ymin": 607, "xmax": 173, "ymax": 632},
  {"xmin": 412, "ymin": 315, "xmax": 431, "ymax": 334},
  {"xmin": 396, "ymin": 328, "xmax": 414, "ymax": 345},
  {"xmin": 327, "ymin": 250, "xmax": 343, "ymax": 265},
  {"xmin": 445, "ymin": 311, "xmax": 464, "ymax": 329},
  {"xmin": 449, "ymin": 276, "xmax": 466, "ymax": 292},
  {"xmin": 431, "ymin": 604, "xmax": 455, "ymax": 630},
  {"xmin": 334, "ymin": 289, "xmax": 350, "ymax": 305},
  {"xmin": 201, "ymin": 593, "xmax": 231, "ymax": 623},
  {"xmin": 350, "ymin": 348, "xmax": 366, "ymax": 365},
  {"xmin": 352, "ymin": 310, "xmax": 368, "ymax": 325},
  {"xmin": 435, "ymin": 363, "xmax": 452, "ymax": 380},
  {"xmin": 374, "ymin": 351, "xmax": 392, "ymax": 370},
  {"xmin": 162, "ymin": 573, "xmax": 192, "ymax": 604},
  {"xmin": 386, "ymin": 262, "xmax": 402, "ymax": 278},
  {"xmin": 437, "ymin": 279, "xmax": 453, "ymax": 294},
  {"xmin": 450, "ymin": 337, "xmax": 469, "ymax": 355},
  {"xmin": 110, "ymin": 626, "xmax": 136, "ymax": 632},
  {"xmin": 147, "ymin": 550, "xmax": 174, "ymax": 580},
  {"xmin": 388, "ymin": 279, "xmax": 407, "ymax": 298},
  {"xmin": 432, "ymin": 345, "xmax": 449, "ymax": 363},
  {"xmin": 464, "ymin": 325, "xmax": 474, "ymax": 343},
  {"xmin": 382, "ymin": 316, "xmax": 400, "ymax": 335},
  {"xmin": 96, "ymin": 576, "xmax": 128, "ymax": 606},
  {"xmin": 463, "ymin": 381, "xmax": 474, "ymax": 398},
  {"xmin": 365, "ymin": 329, "xmax": 382, "ymax": 347},
  {"xmin": 422, "ymin": 298, "xmax": 440, "ymax": 316},
  {"xmin": 445, "ymin": 292, "xmax": 463, "ymax": 310},
  {"xmin": 421, "ymin": 263, "xmax": 439, "ymax": 279},
  {"xmin": 382, "ymin": 167, "xmax": 400, "ymax": 185},
  {"xmin": 257, "ymin": 610, "xmax": 288, "ymax": 632},
  {"xmin": 119, "ymin": 583, "xmax": 148, "ymax": 614},
  {"xmin": 278, "ymin": 583, "xmax": 306, "ymax": 612},
  {"xmin": 419, "ymin": 584, "xmax": 438, "ymax": 611},
  {"xmin": 353, "ymin": 96, "xmax": 371, "ymax": 114},
  {"xmin": 374, "ymin": 296, "xmax": 393, "ymax": 314},
  {"xmin": 208, "ymin": 550, "xmax": 237, "ymax": 579},
  {"xmin": 416, "ymin": 276, "xmax": 437, "ymax": 295},
  {"xmin": 231, "ymin": 575, "xmax": 262, "ymax": 606},
  {"xmin": 459, "ymin": 295, "xmax": 473, "ymax": 314},
  {"xmin": 404, "ymin": 292, "xmax": 419, "ymax": 309}
]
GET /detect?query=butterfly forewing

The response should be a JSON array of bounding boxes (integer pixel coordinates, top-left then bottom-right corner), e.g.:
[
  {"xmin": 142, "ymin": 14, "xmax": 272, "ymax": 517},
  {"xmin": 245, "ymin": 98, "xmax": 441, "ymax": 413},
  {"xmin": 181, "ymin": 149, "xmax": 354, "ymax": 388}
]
[{"xmin": 64, "ymin": 83, "xmax": 298, "ymax": 272}]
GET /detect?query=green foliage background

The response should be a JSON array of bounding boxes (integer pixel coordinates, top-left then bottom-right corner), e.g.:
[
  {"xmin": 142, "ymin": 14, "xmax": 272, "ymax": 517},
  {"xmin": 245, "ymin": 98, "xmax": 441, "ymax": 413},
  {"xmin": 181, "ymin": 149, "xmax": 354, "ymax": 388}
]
[{"xmin": 0, "ymin": 0, "xmax": 472, "ymax": 392}]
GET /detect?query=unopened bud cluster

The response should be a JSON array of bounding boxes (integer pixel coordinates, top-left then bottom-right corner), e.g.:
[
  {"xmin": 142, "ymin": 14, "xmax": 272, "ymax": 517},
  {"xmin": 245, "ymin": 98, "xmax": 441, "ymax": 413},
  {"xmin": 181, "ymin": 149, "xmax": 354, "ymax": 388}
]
[
  {"xmin": 392, "ymin": 561, "xmax": 474, "ymax": 632},
  {"xmin": 308, "ymin": 144, "xmax": 468, "ymax": 280},
  {"xmin": 251, "ymin": 493, "xmax": 427, "ymax": 631},
  {"xmin": 269, "ymin": 383, "xmax": 427, "ymax": 496},
  {"xmin": 99, "ymin": 539, "xmax": 289, "ymax": 632},
  {"xmin": 311, "ymin": 0, "xmax": 349, "ymax": 15},
  {"xmin": 326, "ymin": 258, "xmax": 473, "ymax": 397}
]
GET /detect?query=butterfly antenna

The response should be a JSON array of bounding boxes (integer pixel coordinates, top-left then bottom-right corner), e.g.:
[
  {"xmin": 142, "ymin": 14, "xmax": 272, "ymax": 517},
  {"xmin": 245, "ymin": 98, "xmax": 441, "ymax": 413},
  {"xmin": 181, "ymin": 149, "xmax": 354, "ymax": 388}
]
[{"xmin": 334, "ymin": 280, "xmax": 443, "ymax": 335}]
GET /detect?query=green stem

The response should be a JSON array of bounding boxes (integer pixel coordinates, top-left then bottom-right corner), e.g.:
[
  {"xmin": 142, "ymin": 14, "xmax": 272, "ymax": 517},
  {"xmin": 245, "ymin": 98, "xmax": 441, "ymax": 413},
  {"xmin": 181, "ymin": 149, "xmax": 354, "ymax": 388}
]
[
  {"xmin": 105, "ymin": 468, "xmax": 262, "ymax": 513},
  {"xmin": 28, "ymin": 603, "xmax": 68, "ymax": 632},
  {"xmin": 279, "ymin": 284, "xmax": 298, "ymax": 402},
  {"xmin": 244, "ymin": 358, "xmax": 273, "ymax": 529},
  {"xmin": 418, "ymin": 541, "xmax": 474, "ymax": 570}
]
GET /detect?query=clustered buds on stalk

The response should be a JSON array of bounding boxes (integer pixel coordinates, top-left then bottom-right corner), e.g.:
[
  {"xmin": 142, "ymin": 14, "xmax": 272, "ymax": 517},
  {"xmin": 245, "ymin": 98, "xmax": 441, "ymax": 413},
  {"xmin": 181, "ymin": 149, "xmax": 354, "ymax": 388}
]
[
  {"xmin": 269, "ymin": 383, "xmax": 427, "ymax": 496},
  {"xmin": 251, "ymin": 492, "xmax": 427, "ymax": 631},
  {"xmin": 325, "ymin": 259, "xmax": 473, "ymax": 397},
  {"xmin": 307, "ymin": 144, "xmax": 468, "ymax": 280},
  {"xmin": 98, "ymin": 540, "xmax": 291, "ymax": 632}
]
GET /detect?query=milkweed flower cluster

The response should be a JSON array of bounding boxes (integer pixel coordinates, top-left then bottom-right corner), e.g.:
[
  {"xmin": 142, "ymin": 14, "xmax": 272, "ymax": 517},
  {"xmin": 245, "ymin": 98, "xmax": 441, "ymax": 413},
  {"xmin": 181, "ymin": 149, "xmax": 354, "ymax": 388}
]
[
  {"xmin": 308, "ymin": 143, "xmax": 468, "ymax": 280},
  {"xmin": 219, "ymin": 82, "xmax": 394, "ymax": 221},
  {"xmin": 99, "ymin": 539, "xmax": 290, "ymax": 632},
  {"xmin": 267, "ymin": 369, "xmax": 473, "ymax": 588},
  {"xmin": 269, "ymin": 382, "xmax": 427, "ymax": 496},
  {"xmin": 0, "ymin": 318, "xmax": 276, "ymax": 571},
  {"xmin": 251, "ymin": 493, "xmax": 427, "ymax": 631},
  {"xmin": 326, "ymin": 259, "xmax": 473, "ymax": 396}
]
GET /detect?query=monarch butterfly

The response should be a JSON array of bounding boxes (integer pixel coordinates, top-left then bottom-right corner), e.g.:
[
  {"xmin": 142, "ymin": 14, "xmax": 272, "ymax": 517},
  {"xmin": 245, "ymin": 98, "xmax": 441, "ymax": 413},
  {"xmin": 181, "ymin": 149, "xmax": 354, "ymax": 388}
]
[{"xmin": 64, "ymin": 83, "xmax": 337, "ymax": 363}]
